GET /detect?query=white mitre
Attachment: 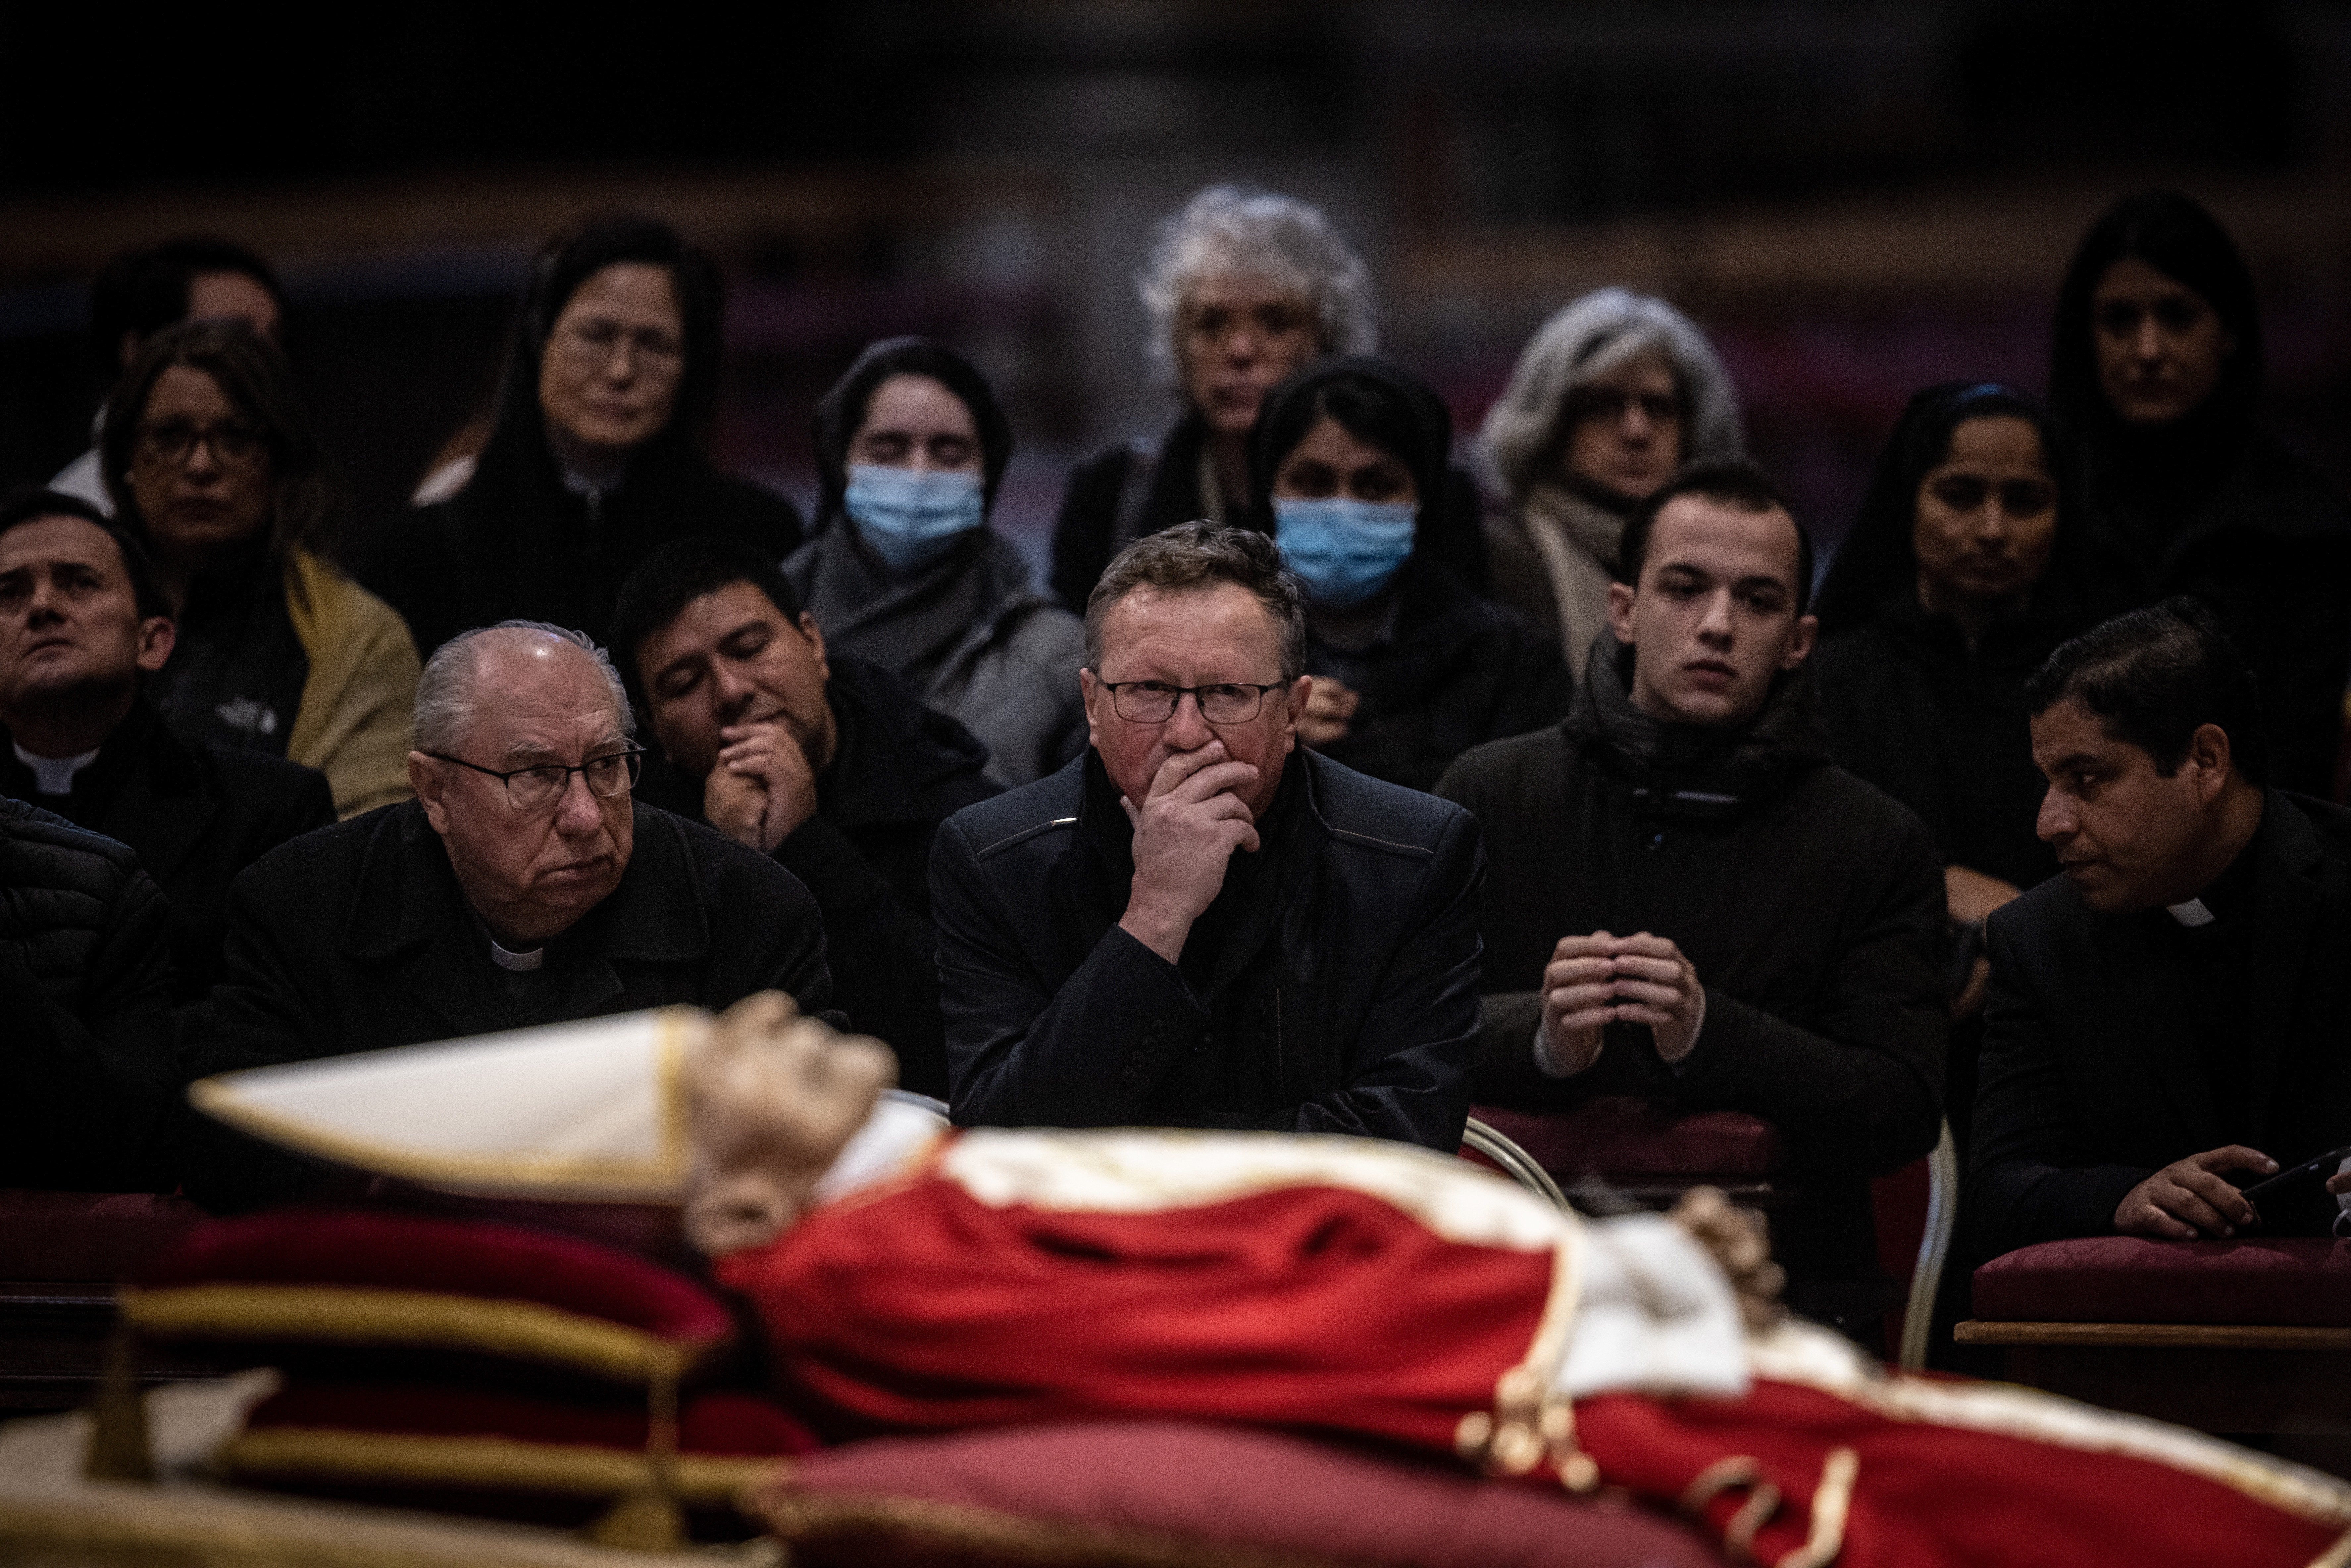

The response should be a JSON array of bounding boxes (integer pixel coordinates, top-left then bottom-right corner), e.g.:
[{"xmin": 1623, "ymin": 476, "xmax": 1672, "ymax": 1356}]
[{"xmin": 189, "ymin": 1007, "xmax": 945, "ymax": 1206}]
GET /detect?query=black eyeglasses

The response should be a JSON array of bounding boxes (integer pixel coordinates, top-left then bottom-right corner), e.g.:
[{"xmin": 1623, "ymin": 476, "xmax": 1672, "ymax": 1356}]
[
  {"xmin": 427, "ymin": 747, "xmax": 645, "ymax": 809},
  {"xmin": 134, "ymin": 419, "xmax": 269, "ymax": 468},
  {"xmin": 1097, "ymin": 679, "xmax": 1292, "ymax": 725}
]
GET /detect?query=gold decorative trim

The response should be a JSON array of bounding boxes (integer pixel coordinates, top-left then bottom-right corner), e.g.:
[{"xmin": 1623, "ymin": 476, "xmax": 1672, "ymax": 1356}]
[
  {"xmin": 121, "ymin": 1285, "xmax": 714, "ymax": 1385},
  {"xmin": 1774, "ymin": 1446, "xmax": 1856, "ymax": 1568},
  {"xmin": 185, "ymin": 1010, "xmax": 699, "ymax": 1202},
  {"xmin": 1453, "ymin": 1215, "xmax": 1596, "ymax": 1490},
  {"xmin": 224, "ymin": 1429, "xmax": 777, "ymax": 1506},
  {"xmin": 2309, "ymin": 1525, "xmax": 2351, "ymax": 1568}
]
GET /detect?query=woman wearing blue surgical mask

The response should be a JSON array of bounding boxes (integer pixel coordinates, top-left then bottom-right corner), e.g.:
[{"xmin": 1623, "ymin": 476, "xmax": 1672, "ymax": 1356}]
[
  {"xmin": 786, "ymin": 338, "xmax": 1087, "ymax": 787},
  {"xmin": 1250, "ymin": 358, "xmax": 1570, "ymax": 792}
]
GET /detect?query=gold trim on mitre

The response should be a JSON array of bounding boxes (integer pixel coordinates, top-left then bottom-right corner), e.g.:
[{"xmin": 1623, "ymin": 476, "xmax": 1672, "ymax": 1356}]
[{"xmin": 186, "ymin": 1009, "xmax": 702, "ymax": 1203}]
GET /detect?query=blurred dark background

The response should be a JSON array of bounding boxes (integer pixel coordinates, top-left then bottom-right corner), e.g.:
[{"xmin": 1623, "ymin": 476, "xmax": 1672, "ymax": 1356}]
[{"xmin": 4, "ymin": 0, "xmax": 2348, "ymax": 569}]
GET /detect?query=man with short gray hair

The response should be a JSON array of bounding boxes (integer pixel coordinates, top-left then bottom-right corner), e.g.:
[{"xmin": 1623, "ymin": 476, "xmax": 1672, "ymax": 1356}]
[
  {"xmin": 932, "ymin": 524, "xmax": 1485, "ymax": 1150},
  {"xmin": 181, "ymin": 620, "xmax": 836, "ymax": 1209}
]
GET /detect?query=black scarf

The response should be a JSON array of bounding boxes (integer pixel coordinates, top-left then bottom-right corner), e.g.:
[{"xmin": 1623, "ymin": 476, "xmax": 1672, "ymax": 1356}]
[{"xmin": 1566, "ymin": 634, "xmax": 1830, "ymax": 818}]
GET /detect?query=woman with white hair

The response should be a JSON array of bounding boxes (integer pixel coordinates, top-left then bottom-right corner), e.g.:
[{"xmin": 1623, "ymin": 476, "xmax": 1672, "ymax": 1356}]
[
  {"xmin": 1050, "ymin": 186, "xmax": 1411, "ymax": 610},
  {"xmin": 1478, "ymin": 288, "xmax": 1744, "ymax": 679}
]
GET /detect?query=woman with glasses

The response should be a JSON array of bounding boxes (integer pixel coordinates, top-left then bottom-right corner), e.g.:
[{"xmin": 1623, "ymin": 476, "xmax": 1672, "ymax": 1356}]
[
  {"xmin": 367, "ymin": 215, "xmax": 803, "ymax": 659},
  {"xmin": 1249, "ymin": 357, "xmax": 1568, "ymax": 793},
  {"xmin": 1476, "ymin": 288, "xmax": 1745, "ymax": 680},
  {"xmin": 100, "ymin": 319, "xmax": 419, "ymax": 818},
  {"xmin": 787, "ymin": 337, "xmax": 1086, "ymax": 787}
]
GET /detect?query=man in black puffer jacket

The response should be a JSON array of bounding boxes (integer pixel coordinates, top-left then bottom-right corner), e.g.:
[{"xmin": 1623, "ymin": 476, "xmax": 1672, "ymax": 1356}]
[
  {"xmin": 0, "ymin": 796, "xmax": 176, "ymax": 1189},
  {"xmin": 1436, "ymin": 460, "xmax": 1947, "ymax": 1342}
]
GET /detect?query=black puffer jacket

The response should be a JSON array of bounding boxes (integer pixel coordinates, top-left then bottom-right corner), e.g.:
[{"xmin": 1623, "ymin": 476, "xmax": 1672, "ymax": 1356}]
[{"xmin": 0, "ymin": 797, "xmax": 177, "ymax": 1189}]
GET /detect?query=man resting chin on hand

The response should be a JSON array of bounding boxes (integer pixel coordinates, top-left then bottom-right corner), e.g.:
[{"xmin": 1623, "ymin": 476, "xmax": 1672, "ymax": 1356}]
[
  {"xmin": 929, "ymin": 523, "xmax": 1486, "ymax": 1151},
  {"xmin": 612, "ymin": 540, "xmax": 1000, "ymax": 1099}
]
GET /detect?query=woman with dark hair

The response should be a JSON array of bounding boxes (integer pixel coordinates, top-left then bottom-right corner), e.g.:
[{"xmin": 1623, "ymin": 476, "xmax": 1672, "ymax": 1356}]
[
  {"xmin": 2049, "ymin": 189, "xmax": 2351, "ymax": 795},
  {"xmin": 1813, "ymin": 384, "xmax": 2092, "ymax": 1095},
  {"xmin": 102, "ymin": 320, "xmax": 419, "ymax": 818},
  {"xmin": 786, "ymin": 336, "xmax": 1086, "ymax": 787},
  {"xmin": 368, "ymin": 215, "xmax": 803, "ymax": 658},
  {"xmin": 1250, "ymin": 357, "xmax": 1568, "ymax": 792}
]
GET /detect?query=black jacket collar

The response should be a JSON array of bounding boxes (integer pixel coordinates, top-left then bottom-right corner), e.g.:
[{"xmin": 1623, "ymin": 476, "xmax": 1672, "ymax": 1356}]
[
  {"xmin": 1567, "ymin": 638, "xmax": 1831, "ymax": 817},
  {"xmin": 338, "ymin": 801, "xmax": 710, "ymax": 1033},
  {"xmin": 820, "ymin": 656, "xmax": 992, "ymax": 831}
]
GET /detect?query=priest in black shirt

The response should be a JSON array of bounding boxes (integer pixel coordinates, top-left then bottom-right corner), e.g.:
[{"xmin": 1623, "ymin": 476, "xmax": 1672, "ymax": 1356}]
[
  {"xmin": 611, "ymin": 538, "xmax": 1001, "ymax": 1097},
  {"xmin": 0, "ymin": 488, "xmax": 332, "ymax": 1002},
  {"xmin": 1971, "ymin": 597, "xmax": 2351, "ymax": 1254}
]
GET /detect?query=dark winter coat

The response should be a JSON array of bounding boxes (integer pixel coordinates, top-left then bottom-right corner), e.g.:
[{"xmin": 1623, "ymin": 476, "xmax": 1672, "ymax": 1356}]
[
  {"xmin": 638, "ymin": 656, "xmax": 1001, "ymax": 1098},
  {"xmin": 1970, "ymin": 789, "xmax": 2351, "ymax": 1256},
  {"xmin": 1301, "ymin": 553, "xmax": 1571, "ymax": 794},
  {"xmin": 1813, "ymin": 590, "xmax": 2077, "ymax": 895},
  {"xmin": 179, "ymin": 799, "xmax": 836, "ymax": 1209},
  {"xmin": 371, "ymin": 454, "xmax": 803, "ymax": 659},
  {"xmin": 1433, "ymin": 647, "xmax": 1947, "ymax": 1331},
  {"xmin": 1, "ymin": 700, "xmax": 335, "ymax": 1003},
  {"xmin": 931, "ymin": 748, "xmax": 1486, "ymax": 1151},
  {"xmin": 0, "ymin": 796, "xmax": 176, "ymax": 1189}
]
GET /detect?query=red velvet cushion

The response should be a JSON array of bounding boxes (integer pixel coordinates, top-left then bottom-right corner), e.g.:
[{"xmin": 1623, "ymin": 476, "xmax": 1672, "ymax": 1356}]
[
  {"xmin": 1973, "ymin": 1236, "xmax": 2351, "ymax": 1326},
  {"xmin": 139, "ymin": 1208, "xmax": 734, "ymax": 1344},
  {"xmin": 1472, "ymin": 1100, "xmax": 1786, "ymax": 1180},
  {"xmin": 0, "ymin": 1190, "xmax": 207, "ymax": 1281},
  {"xmin": 757, "ymin": 1422, "xmax": 1725, "ymax": 1568},
  {"xmin": 245, "ymin": 1382, "xmax": 818, "ymax": 1457}
]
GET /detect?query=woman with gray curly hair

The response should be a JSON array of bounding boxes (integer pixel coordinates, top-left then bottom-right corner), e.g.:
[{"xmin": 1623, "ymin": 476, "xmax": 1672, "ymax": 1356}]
[
  {"xmin": 1048, "ymin": 186, "xmax": 1378, "ymax": 610},
  {"xmin": 1478, "ymin": 288, "xmax": 1744, "ymax": 679}
]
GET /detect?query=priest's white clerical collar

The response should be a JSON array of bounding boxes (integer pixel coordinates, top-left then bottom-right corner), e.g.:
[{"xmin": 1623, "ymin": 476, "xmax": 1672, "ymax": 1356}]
[
  {"xmin": 489, "ymin": 939, "xmax": 545, "ymax": 972},
  {"xmin": 2167, "ymin": 897, "xmax": 2217, "ymax": 928},
  {"xmin": 13, "ymin": 741, "xmax": 100, "ymax": 796}
]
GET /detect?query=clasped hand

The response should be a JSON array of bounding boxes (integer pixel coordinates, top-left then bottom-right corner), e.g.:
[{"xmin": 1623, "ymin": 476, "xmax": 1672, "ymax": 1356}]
[
  {"xmin": 704, "ymin": 721, "xmax": 820, "ymax": 855},
  {"xmin": 1118, "ymin": 739, "xmax": 1259, "ymax": 963},
  {"xmin": 1538, "ymin": 930, "xmax": 1704, "ymax": 1075}
]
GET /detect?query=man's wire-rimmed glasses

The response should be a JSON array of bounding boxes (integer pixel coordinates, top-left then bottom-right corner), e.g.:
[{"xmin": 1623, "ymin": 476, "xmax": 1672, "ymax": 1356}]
[
  {"xmin": 1096, "ymin": 679, "xmax": 1292, "ymax": 725},
  {"xmin": 426, "ymin": 747, "xmax": 646, "ymax": 809}
]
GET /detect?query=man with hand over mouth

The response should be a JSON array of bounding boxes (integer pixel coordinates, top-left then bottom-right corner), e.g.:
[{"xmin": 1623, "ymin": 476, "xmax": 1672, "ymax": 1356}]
[
  {"xmin": 931, "ymin": 522, "xmax": 1485, "ymax": 1149},
  {"xmin": 611, "ymin": 538, "xmax": 1000, "ymax": 1098},
  {"xmin": 1437, "ymin": 458, "xmax": 1947, "ymax": 1342}
]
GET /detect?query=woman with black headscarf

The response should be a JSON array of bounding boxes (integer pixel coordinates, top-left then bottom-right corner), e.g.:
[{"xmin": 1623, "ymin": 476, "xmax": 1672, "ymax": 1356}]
[
  {"xmin": 1249, "ymin": 357, "xmax": 1569, "ymax": 792},
  {"xmin": 786, "ymin": 337, "xmax": 1087, "ymax": 787},
  {"xmin": 367, "ymin": 216, "xmax": 803, "ymax": 658},
  {"xmin": 1812, "ymin": 385, "xmax": 2092, "ymax": 1132},
  {"xmin": 2050, "ymin": 190, "xmax": 2351, "ymax": 795}
]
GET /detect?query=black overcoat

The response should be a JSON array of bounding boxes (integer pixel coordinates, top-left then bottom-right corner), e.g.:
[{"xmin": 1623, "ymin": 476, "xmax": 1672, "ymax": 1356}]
[{"xmin": 930, "ymin": 748, "xmax": 1485, "ymax": 1151}]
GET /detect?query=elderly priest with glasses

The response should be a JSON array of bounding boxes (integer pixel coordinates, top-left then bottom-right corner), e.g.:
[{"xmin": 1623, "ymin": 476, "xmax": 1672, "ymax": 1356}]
[
  {"xmin": 179, "ymin": 619, "xmax": 835, "ymax": 1209},
  {"xmin": 931, "ymin": 523, "xmax": 1486, "ymax": 1149}
]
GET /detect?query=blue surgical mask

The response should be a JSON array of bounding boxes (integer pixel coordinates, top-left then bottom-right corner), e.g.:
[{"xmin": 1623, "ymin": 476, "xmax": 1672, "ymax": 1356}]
[
  {"xmin": 1274, "ymin": 498, "xmax": 1418, "ymax": 609},
  {"xmin": 843, "ymin": 464, "xmax": 986, "ymax": 575}
]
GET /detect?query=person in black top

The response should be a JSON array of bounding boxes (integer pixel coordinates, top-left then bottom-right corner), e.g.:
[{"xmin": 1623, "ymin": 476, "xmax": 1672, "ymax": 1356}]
[
  {"xmin": 1436, "ymin": 458, "xmax": 1947, "ymax": 1341},
  {"xmin": 2049, "ymin": 190, "xmax": 2351, "ymax": 797},
  {"xmin": 1810, "ymin": 384, "xmax": 2100, "ymax": 1141},
  {"xmin": 181, "ymin": 620, "xmax": 836, "ymax": 1210},
  {"xmin": 932, "ymin": 523, "xmax": 1485, "ymax": 1150},
  {"xmin": 367, "ymin": 215, "xmax": 803, "ymax": 658},
  {"xmin": 1246, "ymin": 357, "xmax": 1568, "ymax": 792},
  {"xmin": 0, "ymin": 489, "xmax": 333, "ymax": 1003},
  {"xmin": 611, "ymin": 537, "xmax": 1001, "ymax": 1098},
  {"xmin": 1050, "ymin": 185, "xmax": 1488, "ymax": 612},
  {"xmin": 0, "ymin": 795, "xmax": 176, "ymax": 1190},
  {"xmin": 1973, "ymin": 599, "xmax": 2351, "ymax": 1254}
]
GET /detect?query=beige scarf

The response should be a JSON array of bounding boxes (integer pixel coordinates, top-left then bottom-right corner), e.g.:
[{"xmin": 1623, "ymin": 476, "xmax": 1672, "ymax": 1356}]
[{"xmin": 1516, "ymin": 483, "xmax": 1629, "ymax": 682}]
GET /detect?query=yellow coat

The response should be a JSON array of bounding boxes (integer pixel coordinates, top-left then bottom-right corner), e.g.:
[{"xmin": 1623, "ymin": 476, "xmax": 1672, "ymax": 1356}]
[{"xmin": 283, "ymin": 549, "xmax": 421, "ymax": 819}]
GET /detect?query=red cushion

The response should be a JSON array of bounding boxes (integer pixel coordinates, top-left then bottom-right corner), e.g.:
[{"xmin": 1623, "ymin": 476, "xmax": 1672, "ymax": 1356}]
[
  {"xmin": 139, "ymin": 1208, "xmax": 734, "ymax": 1345},
  {"xmin": 0, "ymin": 1190, "xmax": 207, "ymax": 1281},
  {"xmin": 757, "ymin": 1422, "xmax": 1724, "ymax": 1568},
  {"xmin": 1471, "ymin": 1100, "xmax": 1786, "ymax": 1180},
  {"xmin": 1973, "ymin": 1236, "xmax": 2351, "ymax": 1326},
  {"xmin": 245, "ymin": 1382, "xmax": 818, "ymax": 1457}
]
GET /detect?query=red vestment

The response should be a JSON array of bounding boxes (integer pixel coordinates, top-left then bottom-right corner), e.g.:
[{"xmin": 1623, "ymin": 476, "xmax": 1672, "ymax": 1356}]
[{"xmin": 717, "ymin": 1132, "xmax": 2351, "ymax": 1567}]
